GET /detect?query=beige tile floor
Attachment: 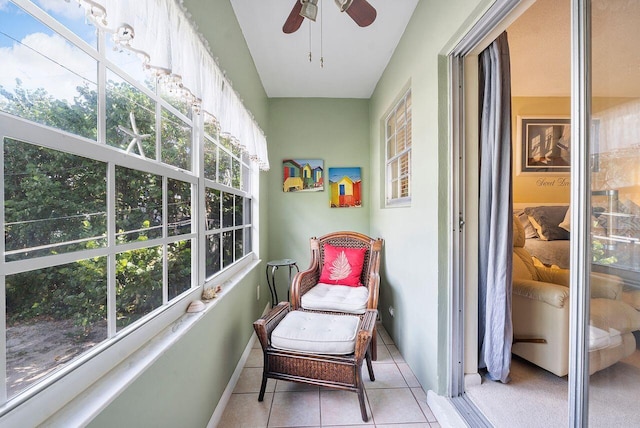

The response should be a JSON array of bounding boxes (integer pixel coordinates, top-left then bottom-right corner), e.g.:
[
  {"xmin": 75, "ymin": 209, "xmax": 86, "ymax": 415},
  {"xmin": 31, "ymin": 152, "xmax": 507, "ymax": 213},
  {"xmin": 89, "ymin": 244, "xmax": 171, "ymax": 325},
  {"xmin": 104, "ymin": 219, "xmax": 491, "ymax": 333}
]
[{"xmin": 218, "ymin": 322, "xmax": 442, "ymax": 427}]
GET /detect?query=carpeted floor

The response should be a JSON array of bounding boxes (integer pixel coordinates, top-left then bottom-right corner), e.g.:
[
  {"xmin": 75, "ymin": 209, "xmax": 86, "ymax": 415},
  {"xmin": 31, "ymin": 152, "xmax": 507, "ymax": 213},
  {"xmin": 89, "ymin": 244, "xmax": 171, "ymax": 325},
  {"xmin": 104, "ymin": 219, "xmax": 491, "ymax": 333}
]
[{"xmin": 465, "ymin": 351, "xmax": 640, "ymax": 427}]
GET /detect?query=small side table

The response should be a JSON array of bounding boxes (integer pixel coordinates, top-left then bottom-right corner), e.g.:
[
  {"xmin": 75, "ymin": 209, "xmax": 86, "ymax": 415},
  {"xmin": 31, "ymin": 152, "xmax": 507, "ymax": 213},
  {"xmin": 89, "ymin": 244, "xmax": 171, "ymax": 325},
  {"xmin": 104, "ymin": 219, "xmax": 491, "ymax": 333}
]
[{"xmin": 265, "ymin": 259, "xmax": 299, "ymax": 307}]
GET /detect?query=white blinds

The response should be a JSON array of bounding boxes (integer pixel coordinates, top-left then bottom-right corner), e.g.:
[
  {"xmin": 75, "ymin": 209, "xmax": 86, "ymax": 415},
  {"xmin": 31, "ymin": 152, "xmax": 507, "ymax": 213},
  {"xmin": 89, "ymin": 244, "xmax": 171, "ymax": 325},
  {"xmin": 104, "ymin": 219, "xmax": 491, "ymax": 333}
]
[{"xmin": 77, "ymin": 0, "xmax": 270, "ymax": 170}]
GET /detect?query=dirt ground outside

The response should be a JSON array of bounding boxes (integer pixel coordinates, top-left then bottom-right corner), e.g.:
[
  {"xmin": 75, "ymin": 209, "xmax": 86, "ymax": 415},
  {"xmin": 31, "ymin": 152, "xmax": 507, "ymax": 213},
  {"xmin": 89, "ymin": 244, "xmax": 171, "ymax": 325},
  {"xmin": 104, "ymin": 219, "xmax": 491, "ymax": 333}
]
[{"xmin": 6, "ymin": 318, "xmax": 106, "ymax": 398}]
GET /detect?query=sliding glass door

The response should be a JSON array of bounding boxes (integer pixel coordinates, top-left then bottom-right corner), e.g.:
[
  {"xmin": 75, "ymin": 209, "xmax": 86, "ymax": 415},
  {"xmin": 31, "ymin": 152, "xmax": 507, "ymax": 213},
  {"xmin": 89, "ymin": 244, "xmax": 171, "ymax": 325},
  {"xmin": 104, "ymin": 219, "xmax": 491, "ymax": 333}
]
[
  {"xmin": 586, "ymin": 0, "xmax": 640, "ymax": 425},
  {"xmin": 451, "ymin": 0, "xmax": 640, "ymax": 424}
]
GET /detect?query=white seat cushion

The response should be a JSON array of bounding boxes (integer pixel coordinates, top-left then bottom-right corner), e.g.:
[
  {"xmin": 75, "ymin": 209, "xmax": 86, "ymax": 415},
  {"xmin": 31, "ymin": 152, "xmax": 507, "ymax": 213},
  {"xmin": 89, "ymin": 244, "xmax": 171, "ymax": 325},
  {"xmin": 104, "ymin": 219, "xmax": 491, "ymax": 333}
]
[
  {"xmin": 271, "ymin": 311, "xmax": 360, "ymax": 355},
  {"xmin": 608, "ymin": 328, "xmax": 623, "ymax": 348},
  {"xmin": 589, "ymin": 325, "xmax": 611, "ymax": 351},
  {"xmin": 301, "ymin": 283, "xmax": 369, "ymax": 314}
]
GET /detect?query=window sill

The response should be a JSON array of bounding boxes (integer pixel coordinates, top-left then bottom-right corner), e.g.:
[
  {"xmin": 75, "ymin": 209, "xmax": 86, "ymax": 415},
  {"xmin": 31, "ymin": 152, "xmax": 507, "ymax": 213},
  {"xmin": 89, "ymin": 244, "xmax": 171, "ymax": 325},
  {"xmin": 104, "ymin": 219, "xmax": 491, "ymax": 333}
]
[
  {"xmin": 385, "ymin": 198, "xmax": 412, "ymax": 208},
  {"xmin": 0, "ymin": 258, "xmax": 261, "ymax": 427}
]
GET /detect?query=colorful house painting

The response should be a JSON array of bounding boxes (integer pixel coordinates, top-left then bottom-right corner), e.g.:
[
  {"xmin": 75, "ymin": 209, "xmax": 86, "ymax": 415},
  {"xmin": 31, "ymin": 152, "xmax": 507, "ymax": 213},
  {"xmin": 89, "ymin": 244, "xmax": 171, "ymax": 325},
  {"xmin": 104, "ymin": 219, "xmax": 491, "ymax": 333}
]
[
  {"xmin": 282, "ymin": 159, "xmax": 324, "ymax": 192},
  {"xmin": 329, "ymin": 167, "xmax": 362, "ymax": 208}
]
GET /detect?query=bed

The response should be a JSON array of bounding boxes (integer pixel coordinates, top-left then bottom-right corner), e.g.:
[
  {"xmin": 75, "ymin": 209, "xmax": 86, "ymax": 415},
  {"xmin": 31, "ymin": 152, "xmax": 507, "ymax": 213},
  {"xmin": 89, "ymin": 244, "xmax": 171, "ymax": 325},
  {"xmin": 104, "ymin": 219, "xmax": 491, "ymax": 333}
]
[
  {"xmin": 514, "ymin": 196, "xmax": 640, "ymax": 272},
  {"xmin": 513, "ymin": 204, "xmax": 571, "ymax": 269}
]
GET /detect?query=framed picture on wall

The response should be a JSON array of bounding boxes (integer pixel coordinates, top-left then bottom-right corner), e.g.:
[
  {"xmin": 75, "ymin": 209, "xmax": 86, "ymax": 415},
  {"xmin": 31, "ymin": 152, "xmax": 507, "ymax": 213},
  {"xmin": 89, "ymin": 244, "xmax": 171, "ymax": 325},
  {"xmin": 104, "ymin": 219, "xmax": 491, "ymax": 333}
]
[
  {"xmin": 282, "ymin": 159, "xmax": 324, "ymax": 192},
  {"xmin": 329, "ymin": 167, "xmax": 362, "ymax": 208},
  {"xmin": 517, "ymin": 117, "xmax": 571, "ymax": 174}
]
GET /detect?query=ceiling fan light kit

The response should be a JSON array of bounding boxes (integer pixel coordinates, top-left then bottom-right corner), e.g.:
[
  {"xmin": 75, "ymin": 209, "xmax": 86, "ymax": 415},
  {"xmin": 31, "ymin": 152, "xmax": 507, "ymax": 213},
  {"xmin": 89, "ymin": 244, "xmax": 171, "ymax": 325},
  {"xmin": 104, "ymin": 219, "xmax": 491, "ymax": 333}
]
[
  {"xmin": 334, "ymin": 0, "xmax": 354, "ymax": 12},
  {"xmin": 284, "ymin": 0, "xmax": 377, "ymax": 67},
  {"xmin": 300, "ymin": 0, "xmax": 319, "ymax": 21},
  {"xmin": 284, "ymin": 0, "xmax": 376, "ymax": 34}
]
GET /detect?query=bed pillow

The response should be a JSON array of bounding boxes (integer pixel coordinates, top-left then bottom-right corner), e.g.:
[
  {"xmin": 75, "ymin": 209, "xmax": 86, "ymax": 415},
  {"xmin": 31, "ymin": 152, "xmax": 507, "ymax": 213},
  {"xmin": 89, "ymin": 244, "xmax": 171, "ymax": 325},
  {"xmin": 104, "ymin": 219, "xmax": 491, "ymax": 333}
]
[
  {"xmin": 319, "ymin": 244, "xmax": 366, "ymax": 287},
  {"xmin": 559, "ymin": 206, "xmax": 571, "ymax": 232},
  {"xmin": 524, "ymin": 206, "xmax": 570, "ymax": 241},
  {"xmin": 514, "ymin": 209, "xmax": 540, "ymax": 239}
]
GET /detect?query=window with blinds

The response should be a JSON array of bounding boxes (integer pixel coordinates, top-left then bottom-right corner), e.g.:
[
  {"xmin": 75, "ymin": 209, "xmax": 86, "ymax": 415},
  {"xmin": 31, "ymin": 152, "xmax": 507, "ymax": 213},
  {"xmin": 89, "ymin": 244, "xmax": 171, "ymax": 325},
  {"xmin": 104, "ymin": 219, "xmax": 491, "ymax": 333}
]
[{"xmin": 385, "ymin": 90, "xmax": 412, "ymax": 206}]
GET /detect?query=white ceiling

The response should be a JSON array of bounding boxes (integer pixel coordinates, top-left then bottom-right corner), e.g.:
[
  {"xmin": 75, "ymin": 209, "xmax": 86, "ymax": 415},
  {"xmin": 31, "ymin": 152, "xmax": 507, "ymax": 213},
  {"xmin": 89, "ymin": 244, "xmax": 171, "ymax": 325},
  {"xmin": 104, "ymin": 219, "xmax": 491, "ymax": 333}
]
[
  {"xmin": 227, "ymin": 0, "xmax": 640, "ymax": 100},
  {"xmin": 229, "ymin": 0, "xmax": 419, "ymax": 98}
]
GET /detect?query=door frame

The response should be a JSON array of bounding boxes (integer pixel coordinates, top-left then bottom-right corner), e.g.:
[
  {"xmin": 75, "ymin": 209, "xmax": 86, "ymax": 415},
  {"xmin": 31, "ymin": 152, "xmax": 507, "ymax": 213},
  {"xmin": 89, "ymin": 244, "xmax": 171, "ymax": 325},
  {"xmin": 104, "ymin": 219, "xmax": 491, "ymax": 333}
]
[{"xmin": 447, "ymin": 0, "xmax": 592, "ymax": 425}]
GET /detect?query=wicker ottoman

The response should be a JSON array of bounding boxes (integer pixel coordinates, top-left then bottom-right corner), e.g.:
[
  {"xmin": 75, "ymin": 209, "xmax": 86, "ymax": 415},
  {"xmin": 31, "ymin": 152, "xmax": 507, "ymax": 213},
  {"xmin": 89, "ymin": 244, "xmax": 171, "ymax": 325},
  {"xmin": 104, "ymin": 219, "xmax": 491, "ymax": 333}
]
[{"xmin": 253, "ymin": 303, "xmax": 376, "ymax": 422}]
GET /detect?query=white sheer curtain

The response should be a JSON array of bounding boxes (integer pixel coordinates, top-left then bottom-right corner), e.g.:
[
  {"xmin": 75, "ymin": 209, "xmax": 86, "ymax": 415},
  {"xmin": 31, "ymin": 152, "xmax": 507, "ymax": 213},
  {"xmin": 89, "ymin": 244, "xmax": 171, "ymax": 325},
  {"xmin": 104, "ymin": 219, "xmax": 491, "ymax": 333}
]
[{"xmin": 77, "ymin": 0, "xmax": 270, "ymax": 171}]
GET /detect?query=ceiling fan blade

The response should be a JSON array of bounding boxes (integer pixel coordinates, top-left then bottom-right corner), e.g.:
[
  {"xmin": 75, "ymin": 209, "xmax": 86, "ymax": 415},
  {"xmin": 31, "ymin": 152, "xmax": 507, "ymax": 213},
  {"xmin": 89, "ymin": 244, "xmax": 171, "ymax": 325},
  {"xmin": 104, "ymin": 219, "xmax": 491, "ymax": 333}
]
[
  {"xmin": 345, "ymin": 0, "xmax": 377, "ymax": 27},
  {"xmin": 283, "ymin": 1, "xmax": 304, "ymax": 34}
]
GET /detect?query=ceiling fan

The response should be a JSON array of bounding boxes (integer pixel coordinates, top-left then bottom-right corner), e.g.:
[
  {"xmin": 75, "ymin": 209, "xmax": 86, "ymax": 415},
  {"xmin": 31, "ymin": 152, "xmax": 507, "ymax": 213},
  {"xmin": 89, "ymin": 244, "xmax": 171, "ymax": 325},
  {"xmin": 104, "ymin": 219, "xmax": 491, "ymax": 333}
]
[{"xmin": 283, "ymin": 0, "xmax": 377, "ymax": 34}]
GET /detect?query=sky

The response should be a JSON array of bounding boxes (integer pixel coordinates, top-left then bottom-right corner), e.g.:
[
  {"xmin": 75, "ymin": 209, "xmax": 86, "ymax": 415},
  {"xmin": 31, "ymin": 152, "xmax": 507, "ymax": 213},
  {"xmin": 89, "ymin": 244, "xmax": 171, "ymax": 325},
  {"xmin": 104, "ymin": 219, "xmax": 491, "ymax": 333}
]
[
  {"xmin": 0, "ymin": 0, "xmax": 95, "ymax": 47},
  {"xmin": 0, "ymin": 1, "xmax": 147, "ymax": 103},
  {"xmin": 329, "ymin": 167, "xmax": 361, "ymax": 182},
  {"xmin": 290, "ymin": 159, "xmax": 323, "ymax": 169},
  {"xmin": 0, "ymin": 1, "xmax": 96, "ymax": 101}
]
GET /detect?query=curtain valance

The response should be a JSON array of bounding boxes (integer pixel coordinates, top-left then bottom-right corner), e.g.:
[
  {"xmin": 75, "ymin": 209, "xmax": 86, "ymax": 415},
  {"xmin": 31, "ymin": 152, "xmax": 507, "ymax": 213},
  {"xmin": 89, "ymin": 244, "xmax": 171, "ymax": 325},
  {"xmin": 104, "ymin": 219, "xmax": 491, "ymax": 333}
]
[{"xmin": 77, "ymin": 0, "xmax": 270, "ymax": 170}]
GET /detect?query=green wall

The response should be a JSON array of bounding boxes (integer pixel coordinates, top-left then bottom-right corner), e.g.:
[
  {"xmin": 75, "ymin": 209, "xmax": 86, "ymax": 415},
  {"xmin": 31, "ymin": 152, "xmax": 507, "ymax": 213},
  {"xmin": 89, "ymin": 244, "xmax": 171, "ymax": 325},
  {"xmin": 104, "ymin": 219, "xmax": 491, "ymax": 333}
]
[
  {"xmin": 368, "ymin": 0, "xmax": 488, "ymax": 394},
  {"xmin": 88, "ymin": 272, "xmax": 265, "ymax": 427},
  {"xmin": 88, "ymin": 1, "xmax": 271, "ymax": 426},
  {"xmin": 265, "ymin": 98, "xmax": 371, "ymax": 299}
]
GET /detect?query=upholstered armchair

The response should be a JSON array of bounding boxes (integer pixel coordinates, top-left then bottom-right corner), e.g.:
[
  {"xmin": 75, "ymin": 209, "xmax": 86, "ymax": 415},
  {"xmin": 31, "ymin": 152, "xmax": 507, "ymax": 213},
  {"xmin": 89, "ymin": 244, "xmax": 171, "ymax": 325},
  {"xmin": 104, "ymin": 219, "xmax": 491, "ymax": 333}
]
[
  {"xmin": 511, "ymin": 216, "xmax": 640, "ymax": 376},
  {"xmin": 290, "ymin": 231, "xmax": 383, "ymax": 358}
]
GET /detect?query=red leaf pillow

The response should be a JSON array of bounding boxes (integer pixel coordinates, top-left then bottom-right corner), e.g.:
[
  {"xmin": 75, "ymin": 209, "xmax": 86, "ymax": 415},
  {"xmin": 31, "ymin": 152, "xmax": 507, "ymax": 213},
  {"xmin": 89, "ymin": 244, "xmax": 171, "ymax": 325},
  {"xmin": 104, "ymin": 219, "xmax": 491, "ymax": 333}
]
[{"xmin": 319, "ymin": 244, "xmax": 366, "ymax": 287}]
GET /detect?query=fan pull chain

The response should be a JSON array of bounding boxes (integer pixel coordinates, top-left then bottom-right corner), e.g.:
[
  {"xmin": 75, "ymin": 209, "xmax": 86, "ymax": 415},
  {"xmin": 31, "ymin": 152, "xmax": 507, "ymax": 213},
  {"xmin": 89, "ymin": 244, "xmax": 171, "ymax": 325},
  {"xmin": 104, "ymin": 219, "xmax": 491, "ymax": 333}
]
[
  {"xmin": 320, "ymin": 0, "xmax": 324, "ymax": 67},
  {"xmin": 308, "ymin": 20, "xmax": 312, "ymax": 62}
]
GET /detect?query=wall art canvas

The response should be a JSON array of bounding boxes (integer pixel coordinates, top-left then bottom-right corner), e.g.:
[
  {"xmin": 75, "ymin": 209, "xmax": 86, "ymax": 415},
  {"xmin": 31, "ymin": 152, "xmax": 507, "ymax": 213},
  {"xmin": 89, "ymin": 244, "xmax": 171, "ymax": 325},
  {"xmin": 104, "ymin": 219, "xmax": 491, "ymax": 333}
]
[
  {"xmin": 282, "ymin": 159, "xmax": 324, "ymax": 192},
  {"xmin": 329, "ymin": 167, "xmax": 362, "ymax": 208},
  {"xmin": 516, "ymin": 116, "xmax": 601, "ymax": 175},
  {"xmin": 517, "ymin": 117, "xmax": 571, "ymax": 174}
]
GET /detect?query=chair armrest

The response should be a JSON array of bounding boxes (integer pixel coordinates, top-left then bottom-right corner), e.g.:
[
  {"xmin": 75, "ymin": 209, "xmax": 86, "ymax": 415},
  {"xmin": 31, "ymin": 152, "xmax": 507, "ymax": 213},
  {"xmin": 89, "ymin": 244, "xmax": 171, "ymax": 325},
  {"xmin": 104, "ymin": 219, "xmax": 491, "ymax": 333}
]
[
  {"xmin": 366, "ymin": 272, "xmax": 380, "ymax": 310},
  {"xmin": 536, "ymin": 266, "xmax": 570, "ymax": 287},
  {"xmin": 354, "ymin": 310, "xmax": 377, "ymax": 361},
  {"xmin": 533, "ymin": 267, "xmax": 622, "ymax": 300},
  {"xmin": 253, "ymin": 302, "xmax": 290, "ymax": 350},
  {"xmin": 590, "ymin": 272, "xmax": 623, "ymax": 300},
  {"xmin": 290, "ymin": 268, "xmax": 320, "ymax": 310},
  {"xmin": 513, "ymin": 279, "xmax": 570, "ymax": 309}
]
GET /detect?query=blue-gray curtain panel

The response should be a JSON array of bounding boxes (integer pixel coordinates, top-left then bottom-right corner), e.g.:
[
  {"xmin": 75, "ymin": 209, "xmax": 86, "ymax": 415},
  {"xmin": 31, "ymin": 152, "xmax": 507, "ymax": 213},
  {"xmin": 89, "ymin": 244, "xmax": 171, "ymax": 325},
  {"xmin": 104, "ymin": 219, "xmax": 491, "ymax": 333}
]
[{"xmin": 478, "ymin": 31, "xmax": 514, "ymax": 383}]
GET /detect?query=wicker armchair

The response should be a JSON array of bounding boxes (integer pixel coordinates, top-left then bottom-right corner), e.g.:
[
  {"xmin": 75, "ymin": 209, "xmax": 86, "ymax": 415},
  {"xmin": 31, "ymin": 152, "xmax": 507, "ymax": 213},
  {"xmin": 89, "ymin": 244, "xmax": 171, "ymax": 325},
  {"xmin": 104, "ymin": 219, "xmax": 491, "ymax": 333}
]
[{"xmin": 290, "ymin": 231, "xmax": 383, "ymax": 358}]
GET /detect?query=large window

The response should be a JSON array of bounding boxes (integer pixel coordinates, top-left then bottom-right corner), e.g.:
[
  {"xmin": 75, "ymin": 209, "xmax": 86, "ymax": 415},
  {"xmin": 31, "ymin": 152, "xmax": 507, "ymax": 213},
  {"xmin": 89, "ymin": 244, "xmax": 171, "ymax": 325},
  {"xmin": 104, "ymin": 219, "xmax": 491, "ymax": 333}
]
[
  {"xmin": 0, "ymin": 0, "xmax": 256, "ymax": 409},
  {"xmin": 385, "ymin": 89, "xmax": 412, "ymax": 206}
]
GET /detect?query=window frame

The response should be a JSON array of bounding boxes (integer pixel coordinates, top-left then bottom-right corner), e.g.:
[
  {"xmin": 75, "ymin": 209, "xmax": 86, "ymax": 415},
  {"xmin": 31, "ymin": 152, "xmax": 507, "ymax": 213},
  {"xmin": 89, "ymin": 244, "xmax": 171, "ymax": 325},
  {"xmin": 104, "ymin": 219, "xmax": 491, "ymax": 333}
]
[
  {"xmin": 0, "ymin": 1, "xmax": 260, "ymax": 420},
  {"xmin": 385, "ymin": 89, "xmax": 412, "ymax": 207}
]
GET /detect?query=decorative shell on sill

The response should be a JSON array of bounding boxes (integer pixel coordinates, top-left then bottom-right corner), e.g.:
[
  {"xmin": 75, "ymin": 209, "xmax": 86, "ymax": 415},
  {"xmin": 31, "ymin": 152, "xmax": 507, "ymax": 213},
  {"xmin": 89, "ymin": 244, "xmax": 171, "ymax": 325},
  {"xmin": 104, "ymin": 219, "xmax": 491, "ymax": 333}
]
[
  {"xmin": 202, "ymin": 285, "xmax": 222, "ymax": 301},
  {"xmin": 187, "ymin": 300, "xmax": 206, "ymax": 313}
]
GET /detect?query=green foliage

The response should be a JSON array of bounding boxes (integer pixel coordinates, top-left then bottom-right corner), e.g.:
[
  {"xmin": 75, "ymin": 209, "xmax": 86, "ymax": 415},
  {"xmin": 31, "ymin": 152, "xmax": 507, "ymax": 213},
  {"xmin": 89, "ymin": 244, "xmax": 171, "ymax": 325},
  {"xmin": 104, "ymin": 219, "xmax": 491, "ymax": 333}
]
[
  {"xmin": 592, "ymin": 240, "xmax": 618, "ymax": 265},
  {"xmin": 161, "ymin": 108, "xmax": 192, "ymax": 170},
  {"xmin": 4, "ymin": 140, "xmax": 107, "ymax": 257},
  {"xmin": 6, "ymin": 257, "xmax": 107, "ymax": 338},
  {"xmin": 0, "ymin": 79, "xmax": 97, "ymax": 140},
  {"xmin": 168, "ymin": 240, "xmax": 192, "ymax": 300},
  {"xmin": 3, "ymin": 80, "xmax": 194, "ymax": 335},
  {"xmin": 115, "ymin": 244, "xmax": 163, "ymax": 329},
  {"xmin": 6, "ymin": 229, "xmax": 191, "ymax": 336},
  {"xmin": 105, "ymin": 79, "xmax": 157, "ymax": 158}
]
